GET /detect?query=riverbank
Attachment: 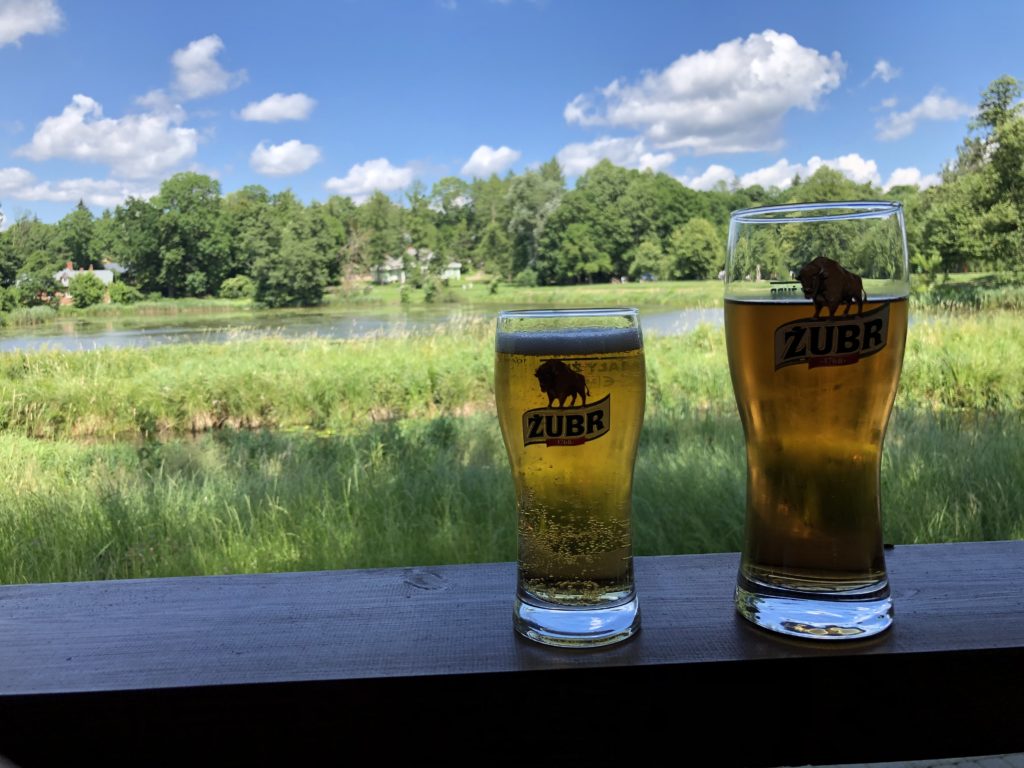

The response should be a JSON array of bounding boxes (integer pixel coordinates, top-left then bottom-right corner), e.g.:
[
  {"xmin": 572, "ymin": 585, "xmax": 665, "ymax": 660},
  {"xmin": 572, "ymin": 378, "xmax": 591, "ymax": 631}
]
[{"xmin": 0, "ymin": 310, "xmax": 1020, "ymax": 583}]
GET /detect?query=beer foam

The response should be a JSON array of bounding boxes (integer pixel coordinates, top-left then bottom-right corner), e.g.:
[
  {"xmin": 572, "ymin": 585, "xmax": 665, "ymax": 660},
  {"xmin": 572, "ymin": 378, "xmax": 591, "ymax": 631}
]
[{"xmin": 496, "ymin": 326, "xmax": 642, "ymax": 355}]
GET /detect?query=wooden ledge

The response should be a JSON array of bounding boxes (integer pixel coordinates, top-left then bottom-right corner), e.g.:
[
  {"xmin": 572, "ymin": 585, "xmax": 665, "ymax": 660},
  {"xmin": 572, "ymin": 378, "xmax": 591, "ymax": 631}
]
[{"xmin": 1, "ymin": 541, "xmax": 1022, "ymax": 766}]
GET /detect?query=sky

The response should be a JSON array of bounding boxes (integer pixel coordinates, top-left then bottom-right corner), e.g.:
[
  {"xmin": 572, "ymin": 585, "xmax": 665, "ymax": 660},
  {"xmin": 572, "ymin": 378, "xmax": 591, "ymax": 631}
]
[{"xmin": 0, "ymin": 0, "xmax": 1022, "ymax": 224}]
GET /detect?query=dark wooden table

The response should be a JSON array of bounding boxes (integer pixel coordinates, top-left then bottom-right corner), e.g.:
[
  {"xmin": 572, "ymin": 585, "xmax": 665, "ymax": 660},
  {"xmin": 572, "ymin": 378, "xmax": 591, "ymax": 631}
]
[{"xmin": 1, "ymin": 541, "xmax": 1022, "ymax": 767}]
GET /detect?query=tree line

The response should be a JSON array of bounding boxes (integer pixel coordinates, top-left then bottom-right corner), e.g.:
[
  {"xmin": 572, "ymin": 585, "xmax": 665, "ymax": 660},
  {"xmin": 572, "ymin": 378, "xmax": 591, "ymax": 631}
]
[{"xmin": 1, "ymin": 76, "xmax": 1021, "ymax": 309}]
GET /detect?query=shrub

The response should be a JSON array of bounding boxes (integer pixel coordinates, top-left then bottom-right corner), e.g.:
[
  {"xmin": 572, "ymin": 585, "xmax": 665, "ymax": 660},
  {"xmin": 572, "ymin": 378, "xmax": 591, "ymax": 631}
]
[
  {"xmin": 513, "ymin": 268, "xmax": 538, "ymax": 287},
  {"xmin": 219, "ymin": 275, "xmax": 256, "ymax": 299},
  {"xmin": 67, "ymin": 273, "xmax": 106, "ymax": 308},
  {"xmin": 108, "ymin": 281, "xmax": 144, "ymax": 304}
]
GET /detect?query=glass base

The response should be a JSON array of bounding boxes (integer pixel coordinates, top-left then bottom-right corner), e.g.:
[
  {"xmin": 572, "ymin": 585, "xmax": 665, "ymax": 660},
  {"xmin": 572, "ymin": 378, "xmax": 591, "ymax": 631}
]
[
  {"xmin": 735, "ymin": 577, "xmax": 893, "ymax": 640},
  {"xmin": 513, "ymin": 594, "xmax": 640, "ymax": 648}
]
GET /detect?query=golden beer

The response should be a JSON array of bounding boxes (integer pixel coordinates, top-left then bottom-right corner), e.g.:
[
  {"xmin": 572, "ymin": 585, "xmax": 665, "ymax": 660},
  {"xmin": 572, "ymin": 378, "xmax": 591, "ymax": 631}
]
[
  {"xmin": 726, "ymin": 297, "xmax": 908, "ymax": 596},
  {"xmin": 495, "ymin": 310, "xmax": 645, "ymax": 646}
]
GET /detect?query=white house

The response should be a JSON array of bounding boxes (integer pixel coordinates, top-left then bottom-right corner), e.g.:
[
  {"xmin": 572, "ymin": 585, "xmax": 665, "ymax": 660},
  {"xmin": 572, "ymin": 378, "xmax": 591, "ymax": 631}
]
[
  {"xmin": 54, "ymin": 262, "xmax": 115, "ymax": 288},
  {"xmin": 373, "ymin": 256, "xmax": 406, "ymax": 285}
]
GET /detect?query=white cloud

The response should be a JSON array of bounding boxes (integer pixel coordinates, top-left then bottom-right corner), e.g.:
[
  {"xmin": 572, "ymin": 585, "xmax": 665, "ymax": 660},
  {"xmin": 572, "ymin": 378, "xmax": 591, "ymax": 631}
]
[
  {"xmin": 871, "ymin": 59, "xmax": 900, "ymax": 83},
  {"xmin": 880, "ymin": 97, "xmax": 898, "ymax": 109},
  {"xmin": 876, "ymin": 90, "xmax": 973, "ymax": 141},
  {"xmin": 0, "ymin": 0, "xmax": 62, "ymax": 47},
  {"xmin": 0, "ymin": 166, "xmax": 155, "ymax": 208},
  {"xmin": 172, "ymin": 34, "xmax": 246, "ymax": 100},
  {"xmin": 557, "ymin": 136, "xmax": 675, "ymax": 176},
  {"xmin": 250, "ymin": 140, "xmax": 322, "ymax": 176},
  {"xmin": 325, "ymin": 158, "xmax": 415, "ymax": 203},
  {"xmin": 685, "ymin": 153, "xmax": 882, "ymax": 192},
  {"xmin": 738, "ymin": 158, "xmax": 806, "ymax": 189},
  {"xmin": 16, "ymin": 94, "xmax": 199, "ymax": 179},
  {"xmin": 460, "ymin": 145, "xmax": 521, "ymax": 177},
  {"xmin": 240, "ymin": 93, "xmax": 316, "ymax": 122},
  {"xmin": 564, "ymin": 30, "xmax": 844, "ymax": 155},
  {"xmin": 883, "ymin": 167, "xmax": 941, "ymax": 191},
  {"xmin": 677, "ymin": 164, "xmax": 735, "ymax": 191}
]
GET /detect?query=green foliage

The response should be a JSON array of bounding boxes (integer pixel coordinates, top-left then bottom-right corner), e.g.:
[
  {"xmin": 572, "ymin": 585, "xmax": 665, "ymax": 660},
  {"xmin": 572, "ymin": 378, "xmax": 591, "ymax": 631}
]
[
  {"xmin": 513, "ymin": 267, "xmax": 538, "ymax": 287},
  {"xmin": 108, "ymin": 281, "xmax": 143, "ymax": 304},
  {"xmin": 67, "ymin": 272, "xmax": 106, "ymax": 308},
  {"xmin": 217, "ymin": 275, "xmax": 254, "ymax": 300},
  {"xmin": 664, "ymin": 218, "xmax": 723, "ymax": 279},
  {"xmin": 252, "ymin": 225, "xmax": 329, "ymax": 308}
]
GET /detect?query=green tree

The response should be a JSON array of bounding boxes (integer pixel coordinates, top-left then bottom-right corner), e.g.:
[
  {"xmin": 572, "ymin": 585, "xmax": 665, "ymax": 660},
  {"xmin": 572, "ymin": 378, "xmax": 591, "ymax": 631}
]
[
  {"xmin": 57, "ymin": 201, "xmax": 98, "ymax": 269},
  {"xmin": 112, "ymin": 197, "xmax": 161, "ymax": 292},
  {"xmin": 626, "ymin": 237, "xmax": 666, "ymax": 280},
  {"xmin": 153, "ymin": 172, "xmax": 228, "ymax": 296},
  {"xmin": 664, "ymin": 218, "xmax": 723, "ymax": 279},
  {"xmin": 253, "ymin": 224, "xmax": 329, "ymax": 307},
  {"xmin": 67, "ymin": 272, "xmax": 106, "ymax": 308}
]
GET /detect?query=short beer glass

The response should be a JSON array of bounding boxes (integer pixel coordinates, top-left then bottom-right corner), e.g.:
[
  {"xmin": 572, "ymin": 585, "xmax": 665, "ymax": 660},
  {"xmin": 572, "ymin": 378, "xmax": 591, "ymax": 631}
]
[
  {"xmin": 725, "ymin": 202, "xmax": 909, "ymax": 639},
  {"xmin": 495, "ymin": 309, "xmax": 645, "ymax": 647}
]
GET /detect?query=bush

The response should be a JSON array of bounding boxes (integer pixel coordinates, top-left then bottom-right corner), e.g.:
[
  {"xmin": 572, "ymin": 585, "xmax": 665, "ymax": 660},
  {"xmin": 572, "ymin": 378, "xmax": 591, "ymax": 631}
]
[
  {"xmin": 400, "ymin": 285, "xmax": 411, "ymax": 304},
  {"xmin": 184, "ymin": 271, "xmax": 208, "ymax": 297},
  {"xmin": 513, "ymin": 268, "xmax": 538, "ymax": 287},
  {"xmin": 67, "ymin": 273, "xmax": 106, "ymax": 308},
  {"xmin": 423, "ymin": 276, "xmax": 441, "ymax": 303},
  {"xmin": 219, "ymin": 275, "xmax": 256, "ymax": 299},
  {"xmin": 488, "ymin": 278, "xmax": 500, "ymax": 295},
  {"xmin": 108, "ymin": 281, "xmax": 144, "ymax": 305}
]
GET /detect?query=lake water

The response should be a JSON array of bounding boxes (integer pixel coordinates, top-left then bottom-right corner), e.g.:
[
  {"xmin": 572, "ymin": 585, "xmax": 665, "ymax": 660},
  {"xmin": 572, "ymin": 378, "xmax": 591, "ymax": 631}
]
[{"xmin": 0, "ymin": 307, "xmax": 724, "ymax": 353}]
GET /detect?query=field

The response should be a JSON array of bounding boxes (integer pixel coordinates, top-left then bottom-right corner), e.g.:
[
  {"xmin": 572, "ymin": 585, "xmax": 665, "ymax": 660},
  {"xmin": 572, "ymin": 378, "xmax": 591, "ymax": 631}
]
[{"xmin": 0, "ymin": 298, "xmax": 1021, "ymax": 584}]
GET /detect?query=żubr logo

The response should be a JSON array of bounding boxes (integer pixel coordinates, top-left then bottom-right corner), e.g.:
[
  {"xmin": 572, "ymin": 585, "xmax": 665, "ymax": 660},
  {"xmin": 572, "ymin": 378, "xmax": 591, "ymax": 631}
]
[
  {"xmin": 774, "ymin": 303, "xmax": 890, "ymax": 370},
  {"xmin": 523, "ymin": 360, "xmax": 610, "ymax": 446}
]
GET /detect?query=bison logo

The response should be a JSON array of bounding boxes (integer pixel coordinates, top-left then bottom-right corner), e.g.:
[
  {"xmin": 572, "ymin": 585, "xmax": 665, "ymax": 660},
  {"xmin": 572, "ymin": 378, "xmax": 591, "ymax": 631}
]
[
  {"xmin": 798, "ymin": 256, "xmax": 867, "ymax": 319},
  {"xmin": 534, "ymin": 359, "xmax": 589, "ymax": 408}
]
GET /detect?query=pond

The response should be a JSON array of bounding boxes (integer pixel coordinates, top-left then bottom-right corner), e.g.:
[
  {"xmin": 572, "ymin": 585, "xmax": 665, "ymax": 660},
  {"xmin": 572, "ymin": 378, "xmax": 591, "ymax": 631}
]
[{"xmin": 0, "ymin": 306, "xmax": 724, "ymax": 352}]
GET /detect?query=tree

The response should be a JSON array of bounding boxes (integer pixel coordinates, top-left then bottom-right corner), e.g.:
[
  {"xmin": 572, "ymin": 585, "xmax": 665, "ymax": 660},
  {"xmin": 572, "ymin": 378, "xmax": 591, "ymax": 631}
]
[
  {"xmin": 252, "ymin": 224, "xmax": 329, "ymax": 307},
  {"xmin": 350, "ymin": 191, "xmax": 403, "ymax": 272},
  {"xmin": 112, "ymin": 197, "xmax": 161, "ymax": 292},
  {"xmin": 153, "ymin": 172, "xmax": 228, "ymax": 297},
  {"xmin": 665, "ymin": 218, "xmax": 723, "ymax": 279},
  {"xmin": 57, "ymin": 201, "xmax": 98, "ymax": 269},
  {"xmin": 67, "ymin": 272, "xmax": 106, "ymax": 308}
]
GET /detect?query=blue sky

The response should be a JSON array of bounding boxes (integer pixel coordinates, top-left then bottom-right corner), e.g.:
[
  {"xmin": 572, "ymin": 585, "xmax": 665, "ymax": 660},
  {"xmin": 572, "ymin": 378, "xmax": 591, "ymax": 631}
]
[{"xmin": 1, "ymin": 0, "xmax": 1022, "ymax": 223}]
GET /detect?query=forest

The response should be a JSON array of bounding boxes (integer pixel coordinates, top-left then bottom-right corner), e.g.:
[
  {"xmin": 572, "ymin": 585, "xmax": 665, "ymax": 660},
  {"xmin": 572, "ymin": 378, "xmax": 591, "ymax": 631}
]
[{"xmin": 0, "ymin": 76, "xmax": 1021, "ymax": 309}]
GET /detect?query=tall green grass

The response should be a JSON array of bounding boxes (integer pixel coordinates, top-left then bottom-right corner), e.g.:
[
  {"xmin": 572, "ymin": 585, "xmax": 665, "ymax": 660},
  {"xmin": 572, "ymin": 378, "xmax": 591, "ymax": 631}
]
[
  {"xmin": 0, "ymin": 312, "xmax": 1021, "ymax": 439},
  {"xmin": 0, "ymin": 410, "xmax": 1018, "ymax": 584}
]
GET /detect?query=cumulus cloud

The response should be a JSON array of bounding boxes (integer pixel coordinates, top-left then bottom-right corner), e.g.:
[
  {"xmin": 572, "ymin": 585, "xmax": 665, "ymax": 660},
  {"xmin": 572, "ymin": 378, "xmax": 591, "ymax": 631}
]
[
  {"xmin": 250, "ymin": 140, "xmax": 322, "ymax": 176},
  {"xmin": 16, "ymin": 94, "xmax": 198, "ymax": 179},
  {"xmin": 876, "ymin": 90, "xmax": 973, "ymax": 141},
  {"xmin": 557, "ymin": 136, "xmax": 675, "ymax": 176},
  {"xmin": 460, "ymin": 145, "xmax": 521, "ymax": 177},
  {"xmin": 676, "ymin": 164, "xmax": 735, "ymax": 191},
  {"xmin": 172, "ymin": 34, "xmax": 246, "ymax": 100},
  {"xmin": 565, "ymin": 30, "xmax": 844, "ymax": 155},
  {"xmin": 0, "ymin": 166, "xmax": 155, "ymax": 208},
  {"xmin": 680, "ymin": 153, "xmax": 884, "ymax": 192},
  {"xmin": 0, "ymin": 0, "xmax": 62, "ymax": 47},
  {"xmin": 240, "ymin": 93, "xmax": 316, "ymax": 122},
  {"xmin": 871, "ymin": 59, "xmax": 900, "ymax": 83},
  {"xmin": 325, "ymin": 158, "xmax": 415, "ymax": 202},
  {"xmin": 883, "ymin": 167, "xmax": 941, "ymax": 191}
]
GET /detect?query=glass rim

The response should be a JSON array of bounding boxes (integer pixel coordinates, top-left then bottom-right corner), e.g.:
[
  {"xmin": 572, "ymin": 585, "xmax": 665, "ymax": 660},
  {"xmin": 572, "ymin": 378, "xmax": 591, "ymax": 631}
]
[
  {"xmin": 497, "ymin": 307, "xmax": 638, "ymax": 320},
  {"xmin": 730, "ymin": 200, "xmax": 903, "ymax": 225}
]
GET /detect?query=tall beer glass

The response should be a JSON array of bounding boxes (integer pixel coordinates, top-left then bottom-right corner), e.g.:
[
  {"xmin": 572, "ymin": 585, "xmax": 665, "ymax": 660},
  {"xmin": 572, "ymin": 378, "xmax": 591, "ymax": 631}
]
[
  {"xmin": 725, "ymin": 202, "xmax": 909, "ymax": 639},
  {"xmin": 495, "ymin": 309, "xmax": 645, "ymax": 647}
]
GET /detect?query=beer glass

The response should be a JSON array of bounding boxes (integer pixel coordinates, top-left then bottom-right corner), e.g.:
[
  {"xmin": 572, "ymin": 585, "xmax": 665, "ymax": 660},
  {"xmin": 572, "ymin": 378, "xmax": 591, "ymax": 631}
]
[
  {"xmin": 725, "ymin": 202, "xmax": 909, "ymax": 639},
  {"xmin": 495, "ymin": 309, "xmax": 645, "ymax": 647}
]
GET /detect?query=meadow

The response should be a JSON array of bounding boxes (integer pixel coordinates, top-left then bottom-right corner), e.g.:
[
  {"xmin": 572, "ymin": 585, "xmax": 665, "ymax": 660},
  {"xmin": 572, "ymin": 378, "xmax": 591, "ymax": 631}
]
[{"xmin": 0, "ymin": 303, "xmax": 1020, "ymax": 583}]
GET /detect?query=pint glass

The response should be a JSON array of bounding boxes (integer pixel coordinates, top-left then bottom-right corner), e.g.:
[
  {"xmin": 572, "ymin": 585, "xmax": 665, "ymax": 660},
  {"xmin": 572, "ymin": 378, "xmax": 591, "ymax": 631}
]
[
  {"xmin": 495, "ymin": 309, "xmax": 645, "ymax": 647},
  {"xmin": 725, "ymin": 202, "xmax": 910, "ymax": 639}
]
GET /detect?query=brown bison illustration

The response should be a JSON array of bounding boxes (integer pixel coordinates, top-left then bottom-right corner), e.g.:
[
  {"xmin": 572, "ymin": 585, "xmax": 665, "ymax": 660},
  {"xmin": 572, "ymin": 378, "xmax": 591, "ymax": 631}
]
[
  {"xmin": 798, "ymin": 256, "xmax": 866, "ymax": 318},
  {"xmin": 534, "ymin": 359, "xmax": 589, "ymax": 407}
]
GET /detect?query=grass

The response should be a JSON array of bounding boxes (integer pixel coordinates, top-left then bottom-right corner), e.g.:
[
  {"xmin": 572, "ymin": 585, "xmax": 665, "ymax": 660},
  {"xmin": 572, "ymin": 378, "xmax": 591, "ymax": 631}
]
[
  {"xmin": 0, "ymin": 302, "xmax": 1021, "ymax": 583},
  {"xmin": 0, "ymin": 409, "xmax": 1019, "ymax": 584}
]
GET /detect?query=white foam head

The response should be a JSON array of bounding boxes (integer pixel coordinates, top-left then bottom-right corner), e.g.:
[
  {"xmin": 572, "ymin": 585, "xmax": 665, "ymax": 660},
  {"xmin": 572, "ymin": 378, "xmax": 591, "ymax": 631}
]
[{"xmin": 495, "ymin": 326, "xmax": 642, "ymax": 355}]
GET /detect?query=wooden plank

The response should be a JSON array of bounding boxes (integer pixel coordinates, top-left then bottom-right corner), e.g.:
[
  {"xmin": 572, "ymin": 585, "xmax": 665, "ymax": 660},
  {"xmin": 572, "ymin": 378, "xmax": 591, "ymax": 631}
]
[{"xmin": 0, "ymin": 541, "xmax": 1021, "ymax": 766}]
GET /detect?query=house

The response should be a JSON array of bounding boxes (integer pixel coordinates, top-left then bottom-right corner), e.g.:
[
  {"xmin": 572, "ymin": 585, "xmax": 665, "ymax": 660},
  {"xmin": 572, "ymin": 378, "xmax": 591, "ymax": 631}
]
[
  {"xmin": 441, "ymin": 261, "xmax": 462, "ymax": 281},
  {"xmin": 373, "ymin": 256, "xmax": 406, "ymax": 285},
  {"xmin": 53, "ymin": 262, "xmax": 115, "ymax": 305}
]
